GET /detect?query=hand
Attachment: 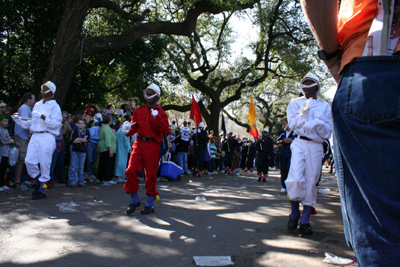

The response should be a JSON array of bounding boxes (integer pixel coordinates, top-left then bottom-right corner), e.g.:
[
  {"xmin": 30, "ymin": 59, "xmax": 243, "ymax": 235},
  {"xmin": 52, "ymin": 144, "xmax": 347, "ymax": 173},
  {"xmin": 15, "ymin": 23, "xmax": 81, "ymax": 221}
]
[
  {"xmin": 31, "ymin": 111, "xmax": 42, "ymax": 119},
  {"xmin": 122, "ymin": 121, "xmax": 131, "ymax": 131},
  {"xmin": 109, "ymin": 151, "xmax": 113, "ymax": 158},
  {"xmin": 151, "ymin": 108, "xmax": 159, "ymax": 118},
  {"xmin": 11, "ymin": 113, "xmax": 20, "ymax": 120}
]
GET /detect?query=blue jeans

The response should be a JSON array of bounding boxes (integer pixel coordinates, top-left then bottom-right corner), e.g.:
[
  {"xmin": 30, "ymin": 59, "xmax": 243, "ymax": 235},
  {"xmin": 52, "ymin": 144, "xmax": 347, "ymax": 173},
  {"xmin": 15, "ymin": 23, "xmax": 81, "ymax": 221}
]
[
  {"xmin": 86, "ymin": 142, "xmax": 98, "ymax": 176},
  {"xmin": 69, "ymin": 151, "xmax": 87, "ymax": 185},
  {"xmin": 50, "ymin": 149, "xmax": 65, "ymax": 183},
  {"xmin": 332, "ymin": 56, "xmax": 400, "ymax": 267},
  {"xmin": 177, "ymin": 152, "xmax": 188, "ymax": 173}
]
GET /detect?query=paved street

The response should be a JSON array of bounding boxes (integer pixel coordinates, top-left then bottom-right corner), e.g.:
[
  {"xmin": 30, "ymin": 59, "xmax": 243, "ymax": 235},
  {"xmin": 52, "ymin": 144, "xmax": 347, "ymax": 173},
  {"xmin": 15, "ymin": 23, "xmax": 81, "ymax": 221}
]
[{"xmin": 0, "ymin": 168, "xmax": 354, "ymax": 267}]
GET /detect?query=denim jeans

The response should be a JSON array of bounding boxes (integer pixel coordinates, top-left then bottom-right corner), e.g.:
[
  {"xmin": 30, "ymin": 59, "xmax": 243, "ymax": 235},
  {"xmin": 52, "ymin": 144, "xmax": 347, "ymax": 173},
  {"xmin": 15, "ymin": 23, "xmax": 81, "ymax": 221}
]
[
  {"xmin": 177, "ymin": 152, "xmax": 188, "ymax": 173},
  {"xmin": 69, "ymin": 151, "xmax": 86, "ymax": 185},
  {"xmin": 50, "ymin": 149, "xmax": 65, "ymax": 183},
  {"xmin": 86, "ymin": 142, "xmax": 98, "ymax": 176},
  {"xmin": 332, "ymin": 56, "xmax": 400, "ymax": 267}
]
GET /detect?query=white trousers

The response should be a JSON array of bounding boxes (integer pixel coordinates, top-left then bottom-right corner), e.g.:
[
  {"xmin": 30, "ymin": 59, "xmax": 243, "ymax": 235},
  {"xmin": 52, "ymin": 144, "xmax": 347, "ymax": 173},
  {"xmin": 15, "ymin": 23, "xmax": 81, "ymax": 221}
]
[
  {"xmin": 285, "ymin": 138, "xmax": 323, "ymax": 207},
  {"xmin": 25, "ymin": 133, "xmax": 56, "ymax": 183}
]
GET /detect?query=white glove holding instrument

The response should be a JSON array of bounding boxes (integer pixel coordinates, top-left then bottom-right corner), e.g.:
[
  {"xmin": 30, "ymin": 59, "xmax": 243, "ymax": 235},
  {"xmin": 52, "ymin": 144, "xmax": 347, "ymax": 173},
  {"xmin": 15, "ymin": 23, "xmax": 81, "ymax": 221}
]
[
  {"xmin": 151, "ymin": 109, "xmax": 159, "ymax": 118},
  {"xmin": 122, "ymin": 121, "xmax": 137, "ymax": 135},
  {"xmin": 11, "ymin": 113, "xmax": 22, "ymax": 125}
]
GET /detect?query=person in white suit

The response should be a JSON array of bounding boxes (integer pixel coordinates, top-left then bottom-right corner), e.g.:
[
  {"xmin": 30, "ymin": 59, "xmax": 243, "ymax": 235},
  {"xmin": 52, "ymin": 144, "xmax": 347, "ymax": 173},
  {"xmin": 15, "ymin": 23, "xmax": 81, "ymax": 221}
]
[
  {"xmin": 285, "ymin": 73, "xmax": 332, "ymax": 235},
  {"xmin": 12, "ymin": 81, "xmax": 62, "ymax": 199}
]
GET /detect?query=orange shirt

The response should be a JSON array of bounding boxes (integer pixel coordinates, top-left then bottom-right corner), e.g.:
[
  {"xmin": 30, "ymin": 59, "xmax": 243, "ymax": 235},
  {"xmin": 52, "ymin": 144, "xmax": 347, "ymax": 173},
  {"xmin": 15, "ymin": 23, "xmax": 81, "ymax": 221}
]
[{"xmin": 338, "ymin": 0, "xmax": 400, "ymax": 72}]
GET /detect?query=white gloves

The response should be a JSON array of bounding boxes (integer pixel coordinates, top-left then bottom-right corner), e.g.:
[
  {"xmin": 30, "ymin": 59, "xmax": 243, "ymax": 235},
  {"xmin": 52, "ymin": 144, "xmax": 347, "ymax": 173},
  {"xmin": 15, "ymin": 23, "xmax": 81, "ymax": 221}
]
[
  {"xmin": 11, "ymin": 114, "xmax": 22, "ymax": 124},
  {"xmin": 32, "ymin": 111, "xmax": 42, "ymax": 119},
  {"xmin": 151, "ymin": 109, "xmax": 159, "ymax": 118},
  {"xmin": 198, "ymin": 129, "xmax": 201, "ymax": 133},
  {"xmin": 122, "ymin": 121, "xmax": 136, "ymax": 135}
]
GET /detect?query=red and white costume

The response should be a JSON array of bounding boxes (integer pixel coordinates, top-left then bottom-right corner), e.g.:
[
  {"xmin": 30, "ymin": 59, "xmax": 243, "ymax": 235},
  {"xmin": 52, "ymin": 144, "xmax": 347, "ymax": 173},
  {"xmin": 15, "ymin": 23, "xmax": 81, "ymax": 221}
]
[{"xmin": 123, "ymin": 105, "xmax": 169, "ymax": 196}]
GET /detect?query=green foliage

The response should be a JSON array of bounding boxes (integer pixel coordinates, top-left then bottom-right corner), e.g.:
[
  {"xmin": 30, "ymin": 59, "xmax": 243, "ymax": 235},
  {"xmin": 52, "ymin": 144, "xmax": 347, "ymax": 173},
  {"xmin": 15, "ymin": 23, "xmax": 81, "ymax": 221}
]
[{"xmin": 0, "ymin": 0, "xmax": 65, "ymax": 108}]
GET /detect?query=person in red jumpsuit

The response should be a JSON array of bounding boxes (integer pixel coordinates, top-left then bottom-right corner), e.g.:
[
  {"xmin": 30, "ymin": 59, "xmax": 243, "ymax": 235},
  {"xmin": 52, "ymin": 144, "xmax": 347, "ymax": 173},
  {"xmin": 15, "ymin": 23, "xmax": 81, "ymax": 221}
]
[{"xmin": 123, "ymin": 83, "xmax": 169, "ymax": 215}]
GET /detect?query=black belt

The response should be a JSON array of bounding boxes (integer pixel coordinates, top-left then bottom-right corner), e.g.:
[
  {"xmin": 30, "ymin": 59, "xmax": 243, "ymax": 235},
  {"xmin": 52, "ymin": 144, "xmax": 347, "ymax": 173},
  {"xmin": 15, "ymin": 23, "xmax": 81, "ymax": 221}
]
[
  {"xmin": 296, "ymin": 135, "xmax": 312, "ymax": 141},
  {"xmin": 33, "ymin": 131, "xmax": 50, "ymax": 134},
  {"xmin": 139, "ymin": 137, "xmax": 156, "ymax": 142}
]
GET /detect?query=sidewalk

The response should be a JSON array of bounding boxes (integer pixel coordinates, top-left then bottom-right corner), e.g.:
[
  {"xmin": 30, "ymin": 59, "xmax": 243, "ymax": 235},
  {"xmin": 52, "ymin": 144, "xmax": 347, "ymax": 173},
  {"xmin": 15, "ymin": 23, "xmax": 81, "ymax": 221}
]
[{"xmin": 0, "ymin": 168, "xmax": 354, "ymax": 266}]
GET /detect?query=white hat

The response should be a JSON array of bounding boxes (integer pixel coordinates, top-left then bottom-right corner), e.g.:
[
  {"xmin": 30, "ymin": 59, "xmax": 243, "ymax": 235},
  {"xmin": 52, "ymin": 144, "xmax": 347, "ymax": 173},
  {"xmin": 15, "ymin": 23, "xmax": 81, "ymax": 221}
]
[
  {"xmin": 41, "ymin": 81, "xmax": 56, "ymax": 94},
  {"xmin": 229, "ymin": 130, "xmax": 233, "ymax": 134},
  {"xmin": 198, "ymin": 122, "xmax": 205, "ymax": 128},
  {"xmin": 300, "ymin": 72, "xmax": 320, "ymax": 97},
  {"xmin": 262, "ymin": 127, "xmax": 269, "ymax": 133},
  {"xmin": 0, "ymin": 102, "xmax": 7, "ymax": 107}
]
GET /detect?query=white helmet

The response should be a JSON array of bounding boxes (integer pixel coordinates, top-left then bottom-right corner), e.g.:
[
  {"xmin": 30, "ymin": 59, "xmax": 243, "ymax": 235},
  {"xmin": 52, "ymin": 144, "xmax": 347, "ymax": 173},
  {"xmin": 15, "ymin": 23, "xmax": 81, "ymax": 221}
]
[
  {"xmin": 143, "ymin": 83, "xmax": 161, "ymax": 102},
  {"xmin": 300, "ymin": 72, "xmax": 321, "ymax": 97},
  {"xmin": 198, "ymin": 122, "xmax": 205, "ymax": 128},
  {"xmin": 41, "ymin": 81, "xmax": 56, "ymax": 95},
  {"xmin": 262, "ymin": 127, "xmax": 269, "ymax": 133}
]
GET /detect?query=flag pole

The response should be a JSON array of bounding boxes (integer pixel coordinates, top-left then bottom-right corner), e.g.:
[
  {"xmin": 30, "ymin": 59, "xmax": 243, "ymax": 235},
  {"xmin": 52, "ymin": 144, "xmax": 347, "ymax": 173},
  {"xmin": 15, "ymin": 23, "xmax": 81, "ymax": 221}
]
[{"xmin": 194, "ymin": 115, "xmax": 198, "ymax": 146}]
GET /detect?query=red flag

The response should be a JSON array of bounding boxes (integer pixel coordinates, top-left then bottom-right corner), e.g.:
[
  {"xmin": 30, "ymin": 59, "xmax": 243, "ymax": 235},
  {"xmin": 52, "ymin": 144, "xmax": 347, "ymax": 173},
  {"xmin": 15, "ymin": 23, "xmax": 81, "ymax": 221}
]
[{"xmin": 190, "ymin": 95, "xmax": 202, "ymax": 128}]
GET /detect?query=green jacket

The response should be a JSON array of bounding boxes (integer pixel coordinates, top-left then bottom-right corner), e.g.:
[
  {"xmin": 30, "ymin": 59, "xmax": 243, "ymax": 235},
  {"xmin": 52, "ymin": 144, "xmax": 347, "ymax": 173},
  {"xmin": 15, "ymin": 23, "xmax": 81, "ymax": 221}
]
[{"xmin": 97, "ymin": 124, "xmax": 117, "ymax": 153}]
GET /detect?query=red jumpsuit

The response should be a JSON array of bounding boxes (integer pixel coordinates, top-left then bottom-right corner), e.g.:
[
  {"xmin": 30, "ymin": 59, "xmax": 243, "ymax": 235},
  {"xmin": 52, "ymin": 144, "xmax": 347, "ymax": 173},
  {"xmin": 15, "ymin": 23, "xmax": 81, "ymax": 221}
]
[{"xmin": 124, "ymin": 104, "xmax": 169, "ymax": 196}]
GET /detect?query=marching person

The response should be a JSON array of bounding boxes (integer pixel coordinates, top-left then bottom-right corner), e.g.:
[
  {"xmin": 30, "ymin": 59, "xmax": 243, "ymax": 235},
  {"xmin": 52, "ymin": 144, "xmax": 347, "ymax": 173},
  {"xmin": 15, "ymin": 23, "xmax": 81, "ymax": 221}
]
[
  {"xmin": 276, "ymin": 118, "xmax": 295, "ymax": 192},
  {"xmin": 12, "ymin": 81, "xmax": 62, "ymax": 199},
  {"xmin": 123, "ymin": 83, "xmax": 169, "ymax": 215},
  {"xmin": 191, "ymin": 122, "xmax": 208, "ymax": 177},
  {"xmin": 222, "ymin": 131, "xmax": 241, "ymax": 175},
  {"xmin": 285, "ymin": 73, "xmax": 332, "ymax": 235},
  {"xmin": 256, "ymin": 127, "xmax": 274, "ymax": 182}
]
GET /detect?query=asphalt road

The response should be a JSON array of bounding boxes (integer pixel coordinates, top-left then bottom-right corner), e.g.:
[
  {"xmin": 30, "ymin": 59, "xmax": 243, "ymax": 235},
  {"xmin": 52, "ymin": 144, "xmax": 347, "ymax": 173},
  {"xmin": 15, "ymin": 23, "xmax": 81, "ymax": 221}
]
[{"xmin": 0, "ymin": 168, "xmax": 354, "ymax": 267}]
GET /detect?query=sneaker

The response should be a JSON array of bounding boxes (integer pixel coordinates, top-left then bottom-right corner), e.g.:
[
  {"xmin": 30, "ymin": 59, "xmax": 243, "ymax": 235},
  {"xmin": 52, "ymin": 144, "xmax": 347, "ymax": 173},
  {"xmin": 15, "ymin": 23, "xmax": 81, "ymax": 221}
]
[
  {"xmin": 32, "ymin": 191, "xmax": 46, "ymax": 200},
  {"xmin": 280, "ymin": 188, "xmax": 287, "ymax": 193},
  {"xmin": 23, "ymin": 180, "xmax": 32, "ymax": 186},
  {"xmin": 156, "ymin": 177, "xmax": 162, "ymax": 181},
  {"xmin": 115, "ymin": 177, "xmax": 127, "ymax": 183},
  {"xmin": 83, "ymin": 172, "xmax": 90, "ymax": 179},
  {"xmin": 220, "ymin": 170, "xmax": 225, "ymax": 174},
  {"xmin": 2, "ymin": 185, "xmax": 10, "ymax": 190},
  {"xmin": 141, "ymin": 206, "xmax": 155, "ymax": 214},
  {"xmin": 126, "ymin": 202, "xmax": 141, "ymax": 215},
  {"xmin": 94, "ymin": 179, "xmax": 101, "ymax": 184},
  {"xmin": 288, "ymin": 216, "xmax": 299, "ymax": 230},
  {"xmin": 108, "ymin": 180, "xmax": 117, "ymax": 185},
  {"xmin": 101, "ymin": 181, "xmax": 111, "ymax": 186},
  {"xmin": 300, "ymin": 223, "xmax": 313, "ymax": 235},
  {"xmin": 0, "ymin": 187, "xmax": 3, "ymax": 192},
  {"xmin": 187, "ymin": 170, "xmax": 192, "ymax": 175}
]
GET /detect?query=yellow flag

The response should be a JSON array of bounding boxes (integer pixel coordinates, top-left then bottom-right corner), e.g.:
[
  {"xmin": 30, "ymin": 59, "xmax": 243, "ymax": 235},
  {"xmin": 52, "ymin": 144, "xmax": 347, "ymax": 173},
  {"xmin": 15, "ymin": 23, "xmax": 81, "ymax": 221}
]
[{"xmin": 248, "ymin": 95, "xmax": 258, "ymax": 138}]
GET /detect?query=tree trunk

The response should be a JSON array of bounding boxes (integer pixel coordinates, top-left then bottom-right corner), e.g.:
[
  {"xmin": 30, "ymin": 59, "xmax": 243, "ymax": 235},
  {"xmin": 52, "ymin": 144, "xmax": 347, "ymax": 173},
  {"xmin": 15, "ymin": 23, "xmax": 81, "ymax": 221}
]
[{"xmin": 44, "ymin": 0, "xmax": 90, "ymax": 108}]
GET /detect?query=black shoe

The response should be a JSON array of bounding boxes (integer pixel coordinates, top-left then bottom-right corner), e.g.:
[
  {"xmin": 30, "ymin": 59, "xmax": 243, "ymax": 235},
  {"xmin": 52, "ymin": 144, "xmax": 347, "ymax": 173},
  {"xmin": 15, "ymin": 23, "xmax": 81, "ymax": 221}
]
[
  {"xmin": 300, "ymin": 223, "xmax": 313, "ymax": 235},
  {"xmin": 262, "ymin": 179, "xmax": 267, "ymax": 183},
  {"xmin": 287, "ymin": 217, "xmax": 299, "ymax": 230},
  {"xmin": 126, "ymin": 202, "xmax": 141, "ymax": 215},
  {"xmin": 257, "ymin": 178, "xmax": 261, "ymax": 182},
  {"xmin": 32, "ymin": 192, "xmax": 46, "ymax": 200},
  {"xmin": 141, "ymin": 206, "xmax": 155, "ymax": 214}
]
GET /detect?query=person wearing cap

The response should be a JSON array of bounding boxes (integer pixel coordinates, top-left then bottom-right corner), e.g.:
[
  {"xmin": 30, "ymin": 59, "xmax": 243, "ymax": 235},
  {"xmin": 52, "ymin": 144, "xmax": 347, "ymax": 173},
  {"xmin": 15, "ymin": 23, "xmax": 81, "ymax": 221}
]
[
  {"xmin": 122, "ymin": 83, "xmax": 169, "ymax": 215},
  {"xmin": 12, "ymin": 81, "xmax": 62, "ymax": 200},
  {"xmin": 0, "ymin": 103, "xmax": 7, "ymax": 115},
  {"xmin": 244, "ymin": 139, "xmax": 256, "ymax": 172},
  {"xmin": 191, "ymin": 122, "xmax": 209, "ymax": 177},
  {"xmin": 255, "ymin": 127, "xmax": 273, "ymax": 182},
  {"xmin": 285, "ymin": 73, "xmax": 332, "ymax": 235},
  {"xmin": 222, "ymin": 131, "xmax": 241, "ymax": 175}
]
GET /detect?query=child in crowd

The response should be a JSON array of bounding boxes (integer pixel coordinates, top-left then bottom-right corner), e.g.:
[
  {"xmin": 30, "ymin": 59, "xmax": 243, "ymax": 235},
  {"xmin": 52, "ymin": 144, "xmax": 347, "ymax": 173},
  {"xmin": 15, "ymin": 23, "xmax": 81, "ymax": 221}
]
[
  {"xmin": 114, "ymin": 122, "xmax": 131, "ymax": 183},
  {"xmin": 209, "ymin": 137, "xmax": 217, "ymax": 174},
  {"xmin": 69, "ymin": 119, "xmax": 90, "ymax": 187},
  {"xmin": 0, "ymin": 115, "xmax": 13, "ymax": 191}
]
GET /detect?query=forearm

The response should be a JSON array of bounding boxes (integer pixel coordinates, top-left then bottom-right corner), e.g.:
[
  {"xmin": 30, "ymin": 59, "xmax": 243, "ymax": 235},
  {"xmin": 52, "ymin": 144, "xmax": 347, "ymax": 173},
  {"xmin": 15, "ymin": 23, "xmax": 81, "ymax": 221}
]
[{"xmin": 300, "ymin": 0, "xmax": 339, "ymax": 52}]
